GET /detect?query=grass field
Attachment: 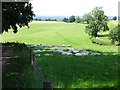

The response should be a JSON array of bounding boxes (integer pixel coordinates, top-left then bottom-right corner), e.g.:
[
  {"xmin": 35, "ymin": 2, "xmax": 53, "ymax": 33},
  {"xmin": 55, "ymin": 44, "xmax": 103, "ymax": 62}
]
[
  {"xmin": 36, "ymin": 52, "xmax": 118, "ymax": 88},
  {"xmin": 1, "ymin": 21, "xmax": 119, "ymax": 88},
  {"xmin": 1, "ymin": 21, "xmax": 118, "ymax": 54}
]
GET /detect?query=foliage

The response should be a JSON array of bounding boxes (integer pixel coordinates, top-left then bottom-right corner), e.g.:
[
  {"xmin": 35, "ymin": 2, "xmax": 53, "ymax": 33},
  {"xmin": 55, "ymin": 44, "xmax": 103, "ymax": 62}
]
[
  {"xmin": 109, "ymin": 25, "xmax": 120, "ymax": 45},
  {"xmin": 82, "ymin": 13, "xmax": 92, "ymax": 24},
  {"xmin": 68, "ymin": 15, "xmax": 76, "ymax": 23},
  {"xmin": 112, "ymin": 16, "xmax": 117, "ymax": 20},
  {"xmin": 85, "ymin": 7, "xmax": 109, "ymax": 37},
  {"xmin": 75, "ymin": 16, "xmax": 82, "ymax": 23},
  {"xmin": 91, "ymin": 37, "xmax": 112, "ymax": 45},
  {"xmin": 2, "ymin": 43, "xmax": 41, "ymax": 88},
  {"xmin": 45, "ymin": 18, "xmax": 57, "ymax": 21},
  {"xmin": 35, "ymin": 18, "xmax": 42, "ymax": 21},
  {"xmin": 2, "ymin": 2, "xmax": 35, "ymax": 33},
  {"xmin": 63, "ymin": 18, "xmax": 69, "ymax": 22}
]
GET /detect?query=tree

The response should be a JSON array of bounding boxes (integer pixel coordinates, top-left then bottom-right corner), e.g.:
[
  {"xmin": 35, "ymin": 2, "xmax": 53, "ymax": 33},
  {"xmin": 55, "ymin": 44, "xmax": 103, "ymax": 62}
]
[
  {"xmin": 109, "ymin": 25, "xmax": 120, "ymax": 45},
  {"xmin": 113, "ymin": 16, "xmax": 117, "ymax": 20},
  {"xmin": 75, "ymin": 16, "xmax": 82, "ymax": 23},
  {"xmin": 63, "ymin": 18, "xmax": 68, "ymax": 22},
  {"xmin": 82, "ymin": 13, "xmax": 92, "ymax": 24},
  {"xmin": 2, "ymin": 2, "xmax": 35, "ymax": 33},
  {"xmin": 68, "ymin": 15, "xmax": 75, "ymax": 23},
  {"xmin": 35, "ymin": 18, "xmax": 38, "ymax": 21},
  {"xmin": 85, "ymin": 7, "xmax": 109, "ymax": 37}
]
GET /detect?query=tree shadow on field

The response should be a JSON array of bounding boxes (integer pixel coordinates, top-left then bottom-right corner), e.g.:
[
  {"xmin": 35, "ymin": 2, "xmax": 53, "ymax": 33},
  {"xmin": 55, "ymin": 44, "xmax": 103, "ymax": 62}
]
[{"xmin": 43, "ymin": 49, "xmax": 119, "ymax": 89}]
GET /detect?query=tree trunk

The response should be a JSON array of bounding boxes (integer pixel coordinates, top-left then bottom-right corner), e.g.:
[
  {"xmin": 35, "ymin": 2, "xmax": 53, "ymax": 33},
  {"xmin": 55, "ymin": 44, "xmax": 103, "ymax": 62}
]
[{"xmin": 94, "ymin": 31, "xmax": 98, "ymax": 37}]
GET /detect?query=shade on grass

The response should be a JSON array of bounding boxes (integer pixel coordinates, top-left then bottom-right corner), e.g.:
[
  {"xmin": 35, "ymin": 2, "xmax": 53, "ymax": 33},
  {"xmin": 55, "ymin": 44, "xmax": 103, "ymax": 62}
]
[{"xmin": 36, "ymin": 52, "xmax": 118, "ymax": 88}]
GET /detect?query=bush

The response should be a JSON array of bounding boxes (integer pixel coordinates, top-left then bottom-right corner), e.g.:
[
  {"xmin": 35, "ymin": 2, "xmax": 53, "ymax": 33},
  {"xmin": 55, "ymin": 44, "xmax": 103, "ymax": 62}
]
[
  {"xmin": 91, "ymin": 37, "xmax": 112, "ymax": 45},
  {"xmin": 109, "ymin": 25, "xmax": 120, "ymax": 45}
]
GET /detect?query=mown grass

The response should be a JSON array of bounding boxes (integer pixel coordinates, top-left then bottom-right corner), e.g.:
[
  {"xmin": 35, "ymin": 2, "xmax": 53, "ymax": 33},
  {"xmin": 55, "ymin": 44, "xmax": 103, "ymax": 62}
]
[
  {"xmin": 36, "ymin": 51, "xmax": 118, "ymax": 88},
  {"xmin": 1, "ymin": 21, "xmax": 118, "ymax": 54}
]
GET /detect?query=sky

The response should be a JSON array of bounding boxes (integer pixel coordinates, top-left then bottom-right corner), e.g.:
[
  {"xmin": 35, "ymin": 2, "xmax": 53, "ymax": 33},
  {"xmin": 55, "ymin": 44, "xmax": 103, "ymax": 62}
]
[{"xmin": 30, "ymin": 0, "xmax": 119, "ymax": 16}]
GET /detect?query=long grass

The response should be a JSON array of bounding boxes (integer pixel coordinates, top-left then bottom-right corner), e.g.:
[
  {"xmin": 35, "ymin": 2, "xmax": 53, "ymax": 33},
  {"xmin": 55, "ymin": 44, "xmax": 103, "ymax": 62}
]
[{"xmin": 36, "ymin": 51, "xmax": 118, "ymax": 88}]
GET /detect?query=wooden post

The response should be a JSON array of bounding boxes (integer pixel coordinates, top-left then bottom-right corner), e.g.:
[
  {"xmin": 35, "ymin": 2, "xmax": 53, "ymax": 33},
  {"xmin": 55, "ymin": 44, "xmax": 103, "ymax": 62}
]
[
  {"xmin": 31, "ymin": 54, "xmax": 35, "ymax": 65},
  {"xmin": 29, "ymin": 49, "xmax": 33, "ymax": 65},
  {"xmin": 43, "ymin": 80, "xmax": 53, "ymax": 90}
]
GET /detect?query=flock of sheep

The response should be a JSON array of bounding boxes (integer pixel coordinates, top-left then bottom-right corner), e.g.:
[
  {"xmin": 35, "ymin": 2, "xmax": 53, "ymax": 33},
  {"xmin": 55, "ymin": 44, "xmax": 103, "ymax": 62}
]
[{"xmin": 32, "ymin": 44, "xmax": 101, "ymax": 57}]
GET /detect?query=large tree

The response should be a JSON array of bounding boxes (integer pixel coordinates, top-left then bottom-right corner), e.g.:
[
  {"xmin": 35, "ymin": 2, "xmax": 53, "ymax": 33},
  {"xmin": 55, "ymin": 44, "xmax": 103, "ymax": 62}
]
[
  {"xmin": 85, "ymin": 7, "xmax": 109, "ymax": 37},
  {"xmin": 2, "ymin": 2, "xmax": 35, "ymax": 33}
]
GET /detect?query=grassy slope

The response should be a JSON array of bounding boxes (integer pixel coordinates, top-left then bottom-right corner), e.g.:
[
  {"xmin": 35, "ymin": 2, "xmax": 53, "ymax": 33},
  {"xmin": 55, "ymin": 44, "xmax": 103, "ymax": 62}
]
[{"xmin": 1, "ymin": 21, "xmax": 118, "ymax": 53}]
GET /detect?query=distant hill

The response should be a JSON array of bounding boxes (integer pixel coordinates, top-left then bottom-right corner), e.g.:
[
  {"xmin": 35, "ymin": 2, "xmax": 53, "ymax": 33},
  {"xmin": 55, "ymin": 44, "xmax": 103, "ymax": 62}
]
[
  {"xmin": 33, "ymin": 15, "xmax": 117, "ymax": 21},
  {"xmin": 33, "ymin": 16, "xmax": 70, "ymax": 21}
]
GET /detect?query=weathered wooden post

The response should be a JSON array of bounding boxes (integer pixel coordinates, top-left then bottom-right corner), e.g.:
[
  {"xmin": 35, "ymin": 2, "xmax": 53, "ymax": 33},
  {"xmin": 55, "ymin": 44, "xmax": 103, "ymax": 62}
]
[
  {"xmin": 29, "ymin": 49, "xmax": 33, "ymax": 65},
  {"xmin": 43, "ymin": 80, "xmax": 53, "ymax": 90}
]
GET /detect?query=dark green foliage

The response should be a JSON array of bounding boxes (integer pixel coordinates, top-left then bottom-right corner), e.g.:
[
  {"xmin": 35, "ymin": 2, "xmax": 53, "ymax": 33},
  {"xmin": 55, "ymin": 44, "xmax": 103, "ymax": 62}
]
[
  {"xmin": 2, "ymin": 43, "xmax": 41, "ymax": 88},
  {"xmin": 91, "ymin": 37, "xmax": 112, "ymax": 45},
  {"xmin": 68, "ymin": 15, "xmax": 76, "ymax": 23},
  {"xmin": 75, "ymin": 16, "xmax": 82, "ymax": 23},
  {"xmin": 109, "ymin": 25, "xmax": 120, "ymax": 45},
  {"xmin": 45, "ymin": 18, "xmax": 57, "ymax": 21},
  {"xmin": 63, "ymin": 18, "xmax": 69, "ymax": 22},
  {"xmin": 82, "ymin": 13, "xmax": 92, "ymax": 24},
  {"xmin": 113, "ymin": 16, "xmax": 117, "ymax": 20},
  {"xmin": 85, "ymin": 7, "xmax": 109, "ymax": 37},
  {"xmin": 2, "ymin": 2, "xmax": 35, "ymax": 33}
]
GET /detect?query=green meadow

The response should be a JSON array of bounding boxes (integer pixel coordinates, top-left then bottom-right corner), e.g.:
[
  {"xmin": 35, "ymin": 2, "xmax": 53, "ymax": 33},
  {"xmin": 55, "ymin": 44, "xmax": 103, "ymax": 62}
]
[
  {"xmin": 1, "ymin": 21, "xmax": 118, "ymax": 53},
  {"xmin": 1, "ymin": 21, "xmax": 119, "ymax": 88}
]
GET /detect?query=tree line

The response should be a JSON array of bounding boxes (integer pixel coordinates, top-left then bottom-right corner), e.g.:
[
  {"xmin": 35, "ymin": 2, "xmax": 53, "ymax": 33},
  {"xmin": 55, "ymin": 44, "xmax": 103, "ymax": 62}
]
[
  {"xmin": 63, "ymin": 15, "xmax": 117, "ymax": 23},
  {"xmin": 2, "ymin": 2, "xmax": 119, "ymax": 45}
]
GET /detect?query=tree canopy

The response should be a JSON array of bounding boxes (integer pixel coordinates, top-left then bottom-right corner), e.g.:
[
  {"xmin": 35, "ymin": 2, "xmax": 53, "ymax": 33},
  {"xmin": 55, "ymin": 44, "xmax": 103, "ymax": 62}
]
[
  {"xmin": 75, "ymin": 16, "xmax": 82, "ymax": 23},
  {"xmin": 68, "ymin": 15, "xmax": 75, "ymax": 23},
  {"xmin": 2, "ymin": 2, "xmax": 35, "ymax": 33},
  {"xmin": 85, "ymin": 7, "xmax": 109, "ymax": 37},
  {"xmin": 82, "ymin": 13, "xmax": 92, "ymax": 24},
  {"xmin": 112, "ymin": 16, "xmax": 117, "ymax": 20},
  {"xmin": 109, "ymin": 25, "xmax": 120, "ymax": 45}
]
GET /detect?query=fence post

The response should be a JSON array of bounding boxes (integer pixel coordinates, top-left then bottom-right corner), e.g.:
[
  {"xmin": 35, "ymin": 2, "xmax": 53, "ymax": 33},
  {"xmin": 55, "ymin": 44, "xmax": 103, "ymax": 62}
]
[
  {"xmin": 29, "ymin": 49, "xmax": 33, "ymax": 65},
  {"xmin": 43, "ymin": 80, "xmax": 53, "ymax": 90},
  {"xmin": 31, "ymin": 54, "xmax": 35, "ymax": 65}
]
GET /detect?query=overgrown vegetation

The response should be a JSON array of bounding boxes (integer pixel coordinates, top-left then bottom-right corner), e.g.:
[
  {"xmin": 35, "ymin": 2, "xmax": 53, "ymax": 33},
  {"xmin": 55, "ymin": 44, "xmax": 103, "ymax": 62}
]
[
  {"xmin": 109, "ymin": 25, "xmax": 120, "ymax": 45},
  {"xmin": 36, "ymin": 49, "xmax": 118, "ymax": 88},
  {"xmin": 2, "ymin": 43, "xmax": 41, "ymax": 88},
  {"xmin": 91, "ymin": 37, "xmax": 112, "ymax": 45}
]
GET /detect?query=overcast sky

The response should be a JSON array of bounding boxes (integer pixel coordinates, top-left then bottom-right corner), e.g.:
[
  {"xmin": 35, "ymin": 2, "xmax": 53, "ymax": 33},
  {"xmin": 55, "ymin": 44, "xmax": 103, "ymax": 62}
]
[{"xmin": 30, "ymin": 0, "xmax": 119, "ymax": 16}]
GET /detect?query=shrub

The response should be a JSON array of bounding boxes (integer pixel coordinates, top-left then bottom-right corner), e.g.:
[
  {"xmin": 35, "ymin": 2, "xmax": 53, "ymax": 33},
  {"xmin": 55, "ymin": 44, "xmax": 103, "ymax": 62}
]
[
  {"xmin": 109, "ymin": 25, "xmax": 120, "ymax": 45},
  {"xmin": 91, "ymin": 37, "xmax": 112, "ymax": 45}
]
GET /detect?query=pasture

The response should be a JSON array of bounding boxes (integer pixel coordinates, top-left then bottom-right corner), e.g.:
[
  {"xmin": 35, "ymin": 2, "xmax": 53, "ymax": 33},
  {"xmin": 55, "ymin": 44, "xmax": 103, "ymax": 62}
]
[
  {"xmin": 1, "ymin": 21, "xmax": 119, "ymax": 88},
  {"xmin": 1, "ymin": 21, "xmax": 118, "ymax": 54}
]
